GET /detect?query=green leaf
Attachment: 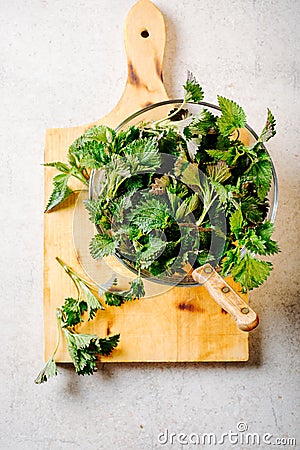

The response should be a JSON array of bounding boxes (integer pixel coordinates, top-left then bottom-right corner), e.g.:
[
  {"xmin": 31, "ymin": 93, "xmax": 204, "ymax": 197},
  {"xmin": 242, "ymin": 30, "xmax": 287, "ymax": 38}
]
[
  {"xmin": 175, "ymin": 160, "xmax": 201, "ymax": 187},
  {"xmin": 175, "ymin": 194, "xmax": 199, "ymax": 220},
  {"xmin": 78, "ymin": 281, "xmax": 105, "ymax": 320},
  {"xmin": 61, "ymin": 297, "xmax": 87, "ymax": 327},
  {"xmin": 63, "ymin": 330, "xmax": 101, "ymax": 375},
  {"xmin": 68, "ymin": 125, "xmax": 115, "ymax": 168},
  {"xmin": 206, "ymin": 161, "xmax": 231, "ymax": 183},
  {"xmin": 229, "ymin": 208, "xmax": 243, "ymax": 236},
  {"xmin": 217, "ymin": 96, "xmax": 246, "ymax": 136},
  {"xmin": 231, "ymin": 252, "xmax": 272, "ymax": 291},
  {"xmin": 247, "ymin": 155, "xmax": 272, "ymax": 200},
  {"xmin": 187, "ymin": 109, "xmax": 217, "ymax": 136},
  {"xmin": 45, "ymin": 173, "xmax": 73, "ymax": 212},
  {"xmin": 81, "ymin": 141, "xmax": 109, "ymax": 169},
  {"xmin": 84, "ymin": 199, "xmax": 103, "ymax": 225},
  {"xmin": 248, "ymin": 221, "xmax": 280, "ymax": 255},
  {"xmin": 241, "ymin": 196, "xmax": 268, "ymax": 224},
  {"xmin": 183, "ymin": 71, "xmax": 204, "ymax": 102},
  {"xmin": 104, "ymin": 276, "xmax": 145, "ymax": 306},
  {"xmin": 259, "ymin": 108, "xmax": 276, "ymax": 143},
  {"xmin": 89, "ymin": 234, "xmax": 119, "ymax": 259},
  {"xmin": 220, "ymin": 246, "xmax": 241, "ymax": 276},
  {"xmin": 44, "ymin": 161, "xmax": 71, "ymax": 173},
  {"xmin": 34, "ymin": 356, "xmax": 58, "ymax": 384},
  {"xmin": 123, "ymin": 137, "xmax": 160, "ymax": 174},
  {"xmin": 98, "ymin": 334, "xmax": 120, "ymax": 356},
  {"xmin": 83, "ymin": 125, "xmax": 115, "ymax": 144},
  {"xmin": 139, "ymin": 235, "xmax": 167, "ymax": 269},
  {"xmin": 104, "ymin": 291, "xmax": 126, "ymax": 307},
  {"xmin": 244, "ymin": 229, "xmax": 267, "ymax": 255},
  {"xmin": 127, "ymin": 197, "xmax": 172, "ymax": 233}
]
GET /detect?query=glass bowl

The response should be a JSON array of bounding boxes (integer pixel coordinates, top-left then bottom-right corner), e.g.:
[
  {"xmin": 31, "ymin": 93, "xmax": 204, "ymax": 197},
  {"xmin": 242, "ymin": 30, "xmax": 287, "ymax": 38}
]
[{"xmin": 89, "ymin": 100, "xmax": 278, "ymax": 287}]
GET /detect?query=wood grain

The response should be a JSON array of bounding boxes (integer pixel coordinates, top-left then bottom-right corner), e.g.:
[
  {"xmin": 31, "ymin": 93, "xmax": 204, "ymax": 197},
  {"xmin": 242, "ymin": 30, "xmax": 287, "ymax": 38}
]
[{"xmin": 44, "ymin": 0, "xmax": 249, "ymax": 363}]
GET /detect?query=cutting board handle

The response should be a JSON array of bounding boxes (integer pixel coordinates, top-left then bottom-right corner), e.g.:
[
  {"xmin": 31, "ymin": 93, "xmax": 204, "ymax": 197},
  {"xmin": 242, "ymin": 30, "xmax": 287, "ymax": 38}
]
[
  {"xmin": 124, "ymin": 0, "xmax": 166, "ymax": 95},
  {"xmin": 192, "ymin": 264, "xmax": 259, "ymax": 332},
  {"xmin": 97, "ymin": 0, "xmax": 168, "ymax": 127}
]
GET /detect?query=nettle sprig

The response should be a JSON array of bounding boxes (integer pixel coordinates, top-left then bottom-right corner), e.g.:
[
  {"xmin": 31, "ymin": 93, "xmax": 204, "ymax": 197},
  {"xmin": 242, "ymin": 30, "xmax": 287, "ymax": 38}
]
[{"xmin": 35, "ymin": 259, "xmax": 120, "ymax": 384}]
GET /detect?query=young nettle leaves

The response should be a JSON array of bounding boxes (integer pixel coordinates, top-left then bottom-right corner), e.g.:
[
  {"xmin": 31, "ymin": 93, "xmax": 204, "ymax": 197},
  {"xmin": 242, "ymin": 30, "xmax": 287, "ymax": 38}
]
[
  {"xmin": 44, "ymin": 172, "xmax": 73, "ymax": 212},
  {"xmin": 183, "ymin": 71, "xmax": 204, "ymax": 103},
  {"xmin": 35, "ymin": 258, "xmax": 120, "ymax": 384},
  {"xmin": 259, "ymin": 108, "xmax": 276, "ymax": 143},
  {"xmin": 229, "ymin": 207, "xmax": 244, "ymax": 236},
  {"xmin": 89, "ymin": 234, "xmax": 119, "ymax": 260},
  {"xmin": 34, "ymin": 356, "xmax": 58, "ymax": 384},
  {"xmin": 61, "ymin": 297, "xmax": 87, "ymax": 327},
  {"xmin": 217, "ymin": 96, "xmax": 246, "ymax": 136},
  {"xmin": 56, "ymin": 257, "xmax": 105, "ymax": 320},
  {"xmin": 104, "ymin": 276, "xmax": 145, "ymax": 306},
  {"xmin": 231, "ymin": 253, "xmax": 272, "ymax": 292},
  {"xmin": 63, "ymin": 329, "xmax": 120, "ymax": 376}
]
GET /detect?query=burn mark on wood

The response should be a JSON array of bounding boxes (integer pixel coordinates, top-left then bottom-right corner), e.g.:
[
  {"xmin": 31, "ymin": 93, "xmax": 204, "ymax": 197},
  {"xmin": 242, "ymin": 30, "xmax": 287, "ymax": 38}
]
[
  {"xmin": 155, "ymin": 58, "xmax": 163, "ymax": 81},
  {"xmin": 107, "ymin": 324, "xmax": 111, "ymax": 335},
  {"xmin": 128, "ymin": 62, "xmax": 140, "ymax": 86},
  {"xmin": 178, "ymin": 302, "xmax": 195, "ymax": 312},
  {"xmin": 221, "ymin": 308, "xmax": 228, "ymax": 315},
  {"xmin": 178, "ymin": 302, "xmax": 205, "ymax": 313}
]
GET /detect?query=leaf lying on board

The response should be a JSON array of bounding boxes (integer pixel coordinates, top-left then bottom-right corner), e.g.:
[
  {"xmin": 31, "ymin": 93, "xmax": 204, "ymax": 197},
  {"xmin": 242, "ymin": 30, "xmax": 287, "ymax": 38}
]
[{"xmin": 35, "ymin": 259, "xmax": 120, "ymax": 384}]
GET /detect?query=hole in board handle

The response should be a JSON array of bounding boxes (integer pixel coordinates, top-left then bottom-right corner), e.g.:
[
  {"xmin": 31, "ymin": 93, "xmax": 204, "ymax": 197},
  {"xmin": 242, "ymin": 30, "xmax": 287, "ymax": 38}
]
[{"xmin": 141, "ymin": 29, "xmax": 150, "ymax": 38}]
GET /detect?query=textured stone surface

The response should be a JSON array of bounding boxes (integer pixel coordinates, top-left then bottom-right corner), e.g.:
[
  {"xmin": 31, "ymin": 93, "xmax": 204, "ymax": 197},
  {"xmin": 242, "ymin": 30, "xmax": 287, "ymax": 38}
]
[{"xmin": 0, "ymin": 1, "xmax": 299, "ymax": 449}]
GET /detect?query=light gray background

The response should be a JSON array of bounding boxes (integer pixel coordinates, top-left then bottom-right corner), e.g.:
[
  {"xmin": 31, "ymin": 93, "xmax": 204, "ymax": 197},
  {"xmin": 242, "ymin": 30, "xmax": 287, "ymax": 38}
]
[{"xmin": 1, "ymin": 1, "xmax": 299, "ymax": 449}]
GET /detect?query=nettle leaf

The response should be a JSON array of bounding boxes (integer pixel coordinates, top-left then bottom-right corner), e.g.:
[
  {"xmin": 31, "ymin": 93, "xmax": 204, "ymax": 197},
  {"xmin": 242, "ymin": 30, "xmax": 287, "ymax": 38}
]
[
  {"xmin": 34, "ymin": 356, "xmax": 58, "ymax": 384},
  {"xmin": 229, "ymin": 208, "xmax": 243, "ymax": 236},
  {"xmin": 253, "ymin": 221, "xmax": 280, "ymax": 255},
  {"xmin": 84, "ymin": 199, "xmax": 103, "ymax": 225},
  {"xmin": 175, "ymin": 194, "xmax": 199, "ymax": 220},
  {"xmin": 98, "ymin": 334, "xmax": 120, "ymax": 356},
  {"xmin": 81, "ymin": 141, "xmax": 109, "ymax": 169},
  {"xmin": 259, "ymin": 108, "xmax": 276, "ymax": 143},
  {"xmin": 231, "ymin": 253, "xmax": 272, "ymax": 292},
  {"xmin": 176, "ymin": 161, "xmax": 201, "ymax": 187},
  {"xmin": 44, "ymin": 161, "xmax": 71, "ymax": 173},
  {"xmin": 45, "ymin": 173, "xmax": 73, "ymax": 212},
  {"xmin": 63, "ymin": 330, "xmax": 101, "ymax": 375},
  {"xmin": 139, "ymin": 235, "xmax": 167, "ymax": 269},
  {"xmin": 241, "ymin": 196, "xmax": 268, "ymax": 224},
  {"xmin": 68, "ymin": 125, "xmax": 115, "ymax": 167},
  {"xmin": 83, "ymin": 125, "xmax": 115, "ymax": 144},
  {"xmin": 187, "ymin": 109, "xmax": 217, "ymax": 136},
  {"xmin": 124, "ymin": 138, "xmax": 160, "ymax": 174},
  {"xmin": 127, "ymin": 197, "xmax": 172, "ymax": 233},
  {"xmin": 90, "ymin": 231, "xmax": 116, "ymax": 253},
  {"xmin": 248, "ymin": 155, "xmax": 272, "ymax": 200},
  {"xmin": 104, "ymin": 276, "xmax": 145, "ymax": 305},
  {"xmin": 183, "ymin": 71, "xmax": 204, "ymax": 102},
  {"xmin": 205, "ymin": 148, "xmax": 234, "ymax": 165},
  {"xmin": 217, "ymin": 96, "xmax": 246, "ymax": 136},
  {"xmin": 61, "ymin": 297, "xmax": 87, "ymax": 327},
  {"xmin": 206, "ymin": 161, "xmax": 231, "ymax": 183},
  {"xmin": 220, "ymin": 246, "xmax": 241, "ymax": 276},
  {"xmin": 78, "ymin": 281, "xmax": 105, "ymax": 320},
  {"xmin": 90, "ymin": 233, "xmax": 119, "ymax": 259},
  {"xmin": 244, "ymin": 229, "xmax": 267, "ymax": 255}
]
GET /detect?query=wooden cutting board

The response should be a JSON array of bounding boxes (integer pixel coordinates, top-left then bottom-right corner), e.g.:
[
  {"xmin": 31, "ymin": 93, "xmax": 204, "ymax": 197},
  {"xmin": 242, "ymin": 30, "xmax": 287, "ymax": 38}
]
[{"xmin": 44, "ymin": 0, "xmax": 249, "ymax": 363}]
